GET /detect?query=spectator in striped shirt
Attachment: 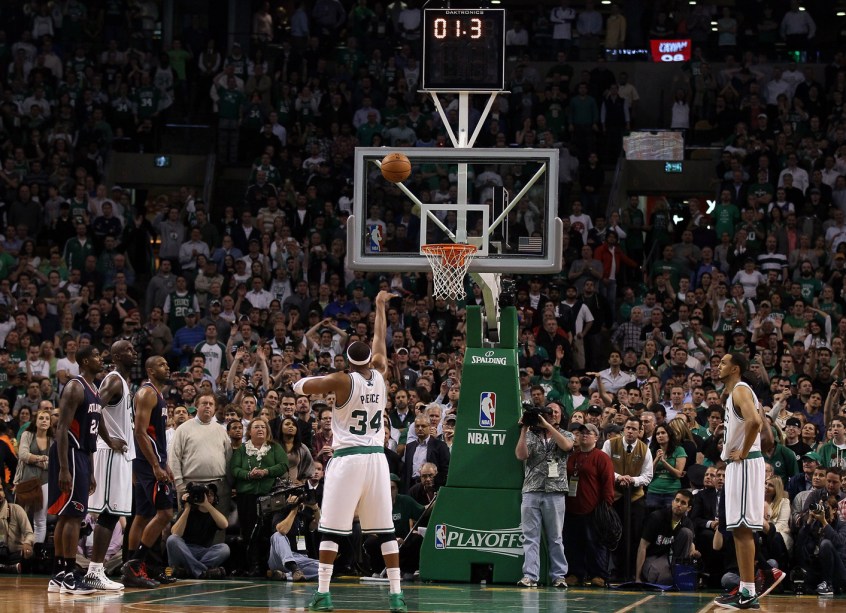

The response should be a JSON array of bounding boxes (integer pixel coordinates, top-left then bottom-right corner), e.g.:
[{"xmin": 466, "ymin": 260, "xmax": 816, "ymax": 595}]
[{"xmin": 757, "ymin": 235, "xmax": 789, "ymax": 283}]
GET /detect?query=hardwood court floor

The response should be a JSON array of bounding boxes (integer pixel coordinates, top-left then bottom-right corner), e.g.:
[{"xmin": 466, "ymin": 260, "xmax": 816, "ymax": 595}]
[{"xmin": 3, "ymin": 576, "xmax": 845, "ymax": 612}]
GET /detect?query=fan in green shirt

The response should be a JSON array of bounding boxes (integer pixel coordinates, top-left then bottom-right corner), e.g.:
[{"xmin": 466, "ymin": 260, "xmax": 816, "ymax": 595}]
[{"xmin": 817, "ymin": 417, "xmax": 846, "ymax": 470}]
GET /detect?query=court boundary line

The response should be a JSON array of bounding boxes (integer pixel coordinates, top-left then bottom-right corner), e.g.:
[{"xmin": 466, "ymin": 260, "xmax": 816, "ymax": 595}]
[{"xmin": 613, "ymin": 594, "xmax": 655, "ymax": 613}]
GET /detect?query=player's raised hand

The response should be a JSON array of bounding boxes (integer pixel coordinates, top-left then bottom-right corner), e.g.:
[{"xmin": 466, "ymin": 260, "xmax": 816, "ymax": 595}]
[{"xmin": 375, "ymin": 290, "xmax": 394, "ymax": 307}]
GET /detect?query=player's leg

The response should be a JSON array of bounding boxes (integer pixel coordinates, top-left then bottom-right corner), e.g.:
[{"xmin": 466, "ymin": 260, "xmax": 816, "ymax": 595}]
[
  {"xmin": 309, "ymin": 457, "xmax": 358, "ymax": 611},
  {"xmin": 84, "ymin": 512, "xmax": 124, "ymax": 590},
  {"xmin": 58, "ymin": 453, "xmax": 96, "ymax": 594},
  {"xmin": 359, "ymin": 456, "xmax": 405, "ymax": 612},
  {"xmin": 122, "ymin": 468, "xmax": 163, "ymax": 588}
]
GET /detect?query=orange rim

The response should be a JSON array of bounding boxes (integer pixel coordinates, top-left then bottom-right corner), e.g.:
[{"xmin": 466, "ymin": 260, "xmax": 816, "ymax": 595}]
[{"xmin": 422, "ymin": 243, "xmax": 478, "ymax": 267}]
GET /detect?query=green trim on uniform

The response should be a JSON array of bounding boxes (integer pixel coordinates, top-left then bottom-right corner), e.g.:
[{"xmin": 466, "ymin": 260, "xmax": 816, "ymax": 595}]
[
  {"xmin": 725, "ymin": 450, "xmax": 763, "ymax": 464},
  {"xmin": 332, "ymin": 445, "xmax": 384, "ymax": 457},
  {"xmin": 319, "ymin": 526, "xmax": 353, "ymax": 535},
  {"xmin": 361, "ymin": 528, "xmax": 396, "ymax": 534}
]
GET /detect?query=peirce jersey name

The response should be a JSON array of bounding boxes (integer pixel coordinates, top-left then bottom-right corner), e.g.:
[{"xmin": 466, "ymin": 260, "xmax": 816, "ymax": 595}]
[{"xmin": 360, "ymin": 394, "xmax": 380, "ymax": 404}]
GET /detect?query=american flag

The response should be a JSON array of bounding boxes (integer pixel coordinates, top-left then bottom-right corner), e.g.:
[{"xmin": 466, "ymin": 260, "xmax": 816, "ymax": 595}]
[{"xmin": 518, "ymin": 237, "xmax": 543, "ymax": 253}]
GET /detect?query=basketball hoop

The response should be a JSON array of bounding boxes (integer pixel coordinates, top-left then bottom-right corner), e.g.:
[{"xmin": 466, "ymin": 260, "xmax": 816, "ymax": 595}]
[{"xmin": 421, "ymin": 244, "xmax": 478, "ymax": 301}]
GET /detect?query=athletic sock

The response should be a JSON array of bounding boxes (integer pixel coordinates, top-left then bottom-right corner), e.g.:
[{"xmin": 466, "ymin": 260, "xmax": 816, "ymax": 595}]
[
  {"xmin": 65, "ymin": 558, "xmax": 77, "ymax": 574},
  {"xmin": 317, "ymin": 563, "xmax": 333, "ymax": 593},
  {"xmin": 88, "ymin": 562, "xmax": 103, "ymax": 575},
  {"xmin": 386, "ymin": 567, "xmax": 402, "ymax": 594},
  {"xmin": 53, "ymin": 558, "xmax": 64, "ymax": 576},
  {"xmin": 740, "ymin": 581, "xmax": 756, "ymax": 597},
  {"xmin": 135, "ymin": 544, "xmax": 150, "ymax": 562}
]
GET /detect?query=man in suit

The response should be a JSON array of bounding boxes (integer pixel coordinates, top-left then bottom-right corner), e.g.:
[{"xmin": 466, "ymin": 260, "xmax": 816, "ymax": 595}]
[
  {"xmin": 690, "ymin": 465, "xmax": 721, "ymax": 585},
  {"xmin": 402, "ymin": 412, "xmax": 450, "ymax": 493}
]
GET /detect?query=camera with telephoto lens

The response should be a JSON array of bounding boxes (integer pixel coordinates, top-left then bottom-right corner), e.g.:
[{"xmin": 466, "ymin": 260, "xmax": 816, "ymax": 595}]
[
  {"xmin": 521, "ymin": 402, "xmax": 552, "ymax": 428},
  {"xmin": 810, "ymin": 500, "xmax": 827, "ymax": 515},
  {"xmin": 187, "ymin": 482, "xmax": 211, "ymax": 505}
]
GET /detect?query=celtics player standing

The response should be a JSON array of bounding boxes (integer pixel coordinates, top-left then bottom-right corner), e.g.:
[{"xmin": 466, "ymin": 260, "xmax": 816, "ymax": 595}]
[
  {"xmin": 714, "ymin": 353, "xmax": 764, "ymax": 610},
  {"xmin": 294, "ymin": 291, "xmax": 405, "ymax": 613}
]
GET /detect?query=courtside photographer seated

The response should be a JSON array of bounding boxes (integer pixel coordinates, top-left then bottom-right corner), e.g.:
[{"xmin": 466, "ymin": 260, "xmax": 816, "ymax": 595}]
[
  {"xmin": 267, "ymin": 492, "xmax": 321, "ymax": 582},
  {"xmin": 166, "ymin": 483, "xmax": 230, "ymax": 579}
]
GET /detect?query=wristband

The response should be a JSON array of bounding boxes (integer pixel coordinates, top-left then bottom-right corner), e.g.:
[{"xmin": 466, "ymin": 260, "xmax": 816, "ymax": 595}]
[{"xmin": 293, "ymin": 376, "xmax": 319, "ymax": 395}]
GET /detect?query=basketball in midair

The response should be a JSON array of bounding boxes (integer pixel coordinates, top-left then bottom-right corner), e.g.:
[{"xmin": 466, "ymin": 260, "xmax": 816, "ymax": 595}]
[{"xmin": 381, "ymin": 153, "xmax": 411, "ymax": 183}]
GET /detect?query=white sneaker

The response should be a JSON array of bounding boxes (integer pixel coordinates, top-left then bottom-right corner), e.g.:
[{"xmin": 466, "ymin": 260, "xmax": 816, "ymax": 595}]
[{"xmin": 84, "ymin": 567, "xmax": 125, "ymax": 591}]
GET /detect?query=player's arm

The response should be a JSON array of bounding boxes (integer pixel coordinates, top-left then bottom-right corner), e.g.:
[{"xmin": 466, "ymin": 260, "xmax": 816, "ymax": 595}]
[
  {"xmin": 97, "ymin": 374, "xmax": 127, "ymax": 451},
  {"xmin": 370, "ymin": 290, "xmax": 393, "ymax": 376},
  {"xmin": 296, "ymin": 370, "xmax": 350, "ymax": 396},
  {"xmin": 133, "ymin": 386, "xmax": 167, "ymax": 481},
  {"xmin": 55, "ymin": 380, "xmax": 83, "ymax": 493},
  {"xmin": 729, "ymin": 385, "xmax": 763, "ymax": 461}
]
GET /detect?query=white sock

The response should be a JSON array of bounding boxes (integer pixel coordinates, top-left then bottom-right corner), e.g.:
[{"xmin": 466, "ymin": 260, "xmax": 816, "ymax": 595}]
[
  {"xmin": 87, "ymin": 562, "xmax": 103, "ymax": 575},
  {"xmin": 387, "ymin": 567, "xmax": 402, "ymax": 594},
  {"xmin": 740, "ymin": 581, "xmax": 756, "ymax": 596},
  {"xmin": 318, "ymin": 563, "xmax": 333, "ymax": 593}
]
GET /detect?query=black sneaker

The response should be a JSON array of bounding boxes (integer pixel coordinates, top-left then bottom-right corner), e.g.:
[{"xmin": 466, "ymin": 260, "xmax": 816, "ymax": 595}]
[
  {"xmin": 121, "ymin": 560, "xmax": 160, "ymax": 589},
  {"xmin": 714, "ymin": 587, "xmax": 760, "ymax": 610}
]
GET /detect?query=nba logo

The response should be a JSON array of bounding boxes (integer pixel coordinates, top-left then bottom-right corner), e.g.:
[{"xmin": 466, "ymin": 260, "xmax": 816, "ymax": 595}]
[
  {"xmin": 479, "ymin": 392, "xmax": 496, "ymax": 428},
  {"xmin": 434, "ymin": 524, "xmax": 447, "ymax": 549},
  {"xmin": 367, "ymin": 224, "xmax": 383, "ymax": 253}
]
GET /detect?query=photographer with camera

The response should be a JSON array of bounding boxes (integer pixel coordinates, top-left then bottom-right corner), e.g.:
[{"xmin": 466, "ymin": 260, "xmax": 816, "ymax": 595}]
[
  {"xmin": 165, "ymin": 484, "xmax": 230, "ymax": 579},
  {"xmin": 515, "ymin": 402, "xmax": 575, "ymax": 588},
  {"xmin": 795, "ymin": 493, "xmax": 846, "ymax": 596},
  {"xmin": 267, "ymin": 493, "xmax": 320, "ymax": 581},
  {"xmin": 0, "ymin": 483, "xmax": 34, "ymax": 573}
]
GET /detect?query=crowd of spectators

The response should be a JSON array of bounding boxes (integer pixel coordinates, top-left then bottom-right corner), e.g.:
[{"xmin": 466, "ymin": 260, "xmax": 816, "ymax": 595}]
[{"xmin": 0, "ymin": 0, "xmax": 845, "ymax": 595}]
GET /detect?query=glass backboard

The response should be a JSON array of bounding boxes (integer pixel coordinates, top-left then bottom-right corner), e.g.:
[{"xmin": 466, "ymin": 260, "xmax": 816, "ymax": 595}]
[{"xmin": 346, "ymin": 147, "xmax": 562, "ymax": 274}]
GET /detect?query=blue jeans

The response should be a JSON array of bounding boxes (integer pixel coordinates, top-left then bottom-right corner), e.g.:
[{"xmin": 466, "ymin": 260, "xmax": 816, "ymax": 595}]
[
  {"xmin": 268, "ymin": 532, "xmax": 320, "ymax": 580},
  {"xmin": 521, "ymin": 491, "xmax": 568, "ymax": 582},
  {"xmin": 563, "ymin": 512, "xmax": 608, "ymax": 580},
  {"xmin": 165, "ymin": 535, "xmax": 230, "ymax": 578},
  {"xmin": 646, "ymin": 491, "xmax": 676, "ymax": 513}
]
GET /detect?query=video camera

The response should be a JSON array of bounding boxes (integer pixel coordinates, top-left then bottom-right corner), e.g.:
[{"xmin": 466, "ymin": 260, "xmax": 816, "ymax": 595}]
[
  {"xmin": 521, "ymin": 401, "xmax": 552, "ymax": 428},
  {"xmin": 257, "ymin": 479, "xmax": 316, "ymax": 516},
  {"xmin": 186, "ymin": 482, "xmax": 217, "ymax": 505}
]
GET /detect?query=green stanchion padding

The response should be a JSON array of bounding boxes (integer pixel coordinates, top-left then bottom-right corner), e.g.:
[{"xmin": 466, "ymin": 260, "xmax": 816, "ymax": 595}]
[
  {"xmin": 419, "ymin": 487, "xmax": 549, "ymax": 584},
  {"xmin": 465, "ymin": 305, "xmax": 483, "ymax": 349},
  {"xmin": 499, "ymin": 306, "xmax": 518, "ymax": 349},
  {"xmin": 446, "ymin": 341, "xmax": 522, "ymax": 490}
]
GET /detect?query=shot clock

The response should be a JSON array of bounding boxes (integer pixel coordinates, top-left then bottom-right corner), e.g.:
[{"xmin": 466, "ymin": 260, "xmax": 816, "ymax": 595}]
[{"xmin": 422, "ymin": 8, "xmax": 505, "ymax": 92}]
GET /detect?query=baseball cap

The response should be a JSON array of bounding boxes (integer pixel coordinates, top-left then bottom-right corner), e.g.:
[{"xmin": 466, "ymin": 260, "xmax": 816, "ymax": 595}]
[
  {"xmin": 519, "ymin": 369, "xmax": 530, "ymax": 376},
  {"xmin": 389, "ymin": 473, "xmax": 401, "ymax": 483},
  {"xmin": 586, "ymin": 404, "xmax": 603, "ymax": 415},
  {"xmin": 210, "ymin": 299, "xmax": 221, "ymax": 307},
  {"xmin": 732, "ymin": 327, "xmax": 745, "ymax": 336},
  {"xmin": 396, "ymin": 347, "xmax": 409, "ymax": 355},
  {"xmin": 785, "ymin": 417, "xmax": 802, "ymax": 428},
  {"xmin": 802, "ymin": 451, "xmax": 823, "ymax": 464},
  {"xmin": 444, "ymin": 413, "xmax": 456, "ymax": 424},
  {"xmin": 578, "ymin": 423, "xmax": 600, "ymax": 435}
]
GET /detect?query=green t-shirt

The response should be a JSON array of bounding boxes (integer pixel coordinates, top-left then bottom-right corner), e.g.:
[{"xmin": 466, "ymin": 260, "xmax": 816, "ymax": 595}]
[
  {"xmin": 392, "ymin": 494, "xmax": 424, "ymax": 539},
  {"xmin": 713, "ymin": 203, "xmax": 740, "ymax": 239},
  {"xmin": 817, "ymin": 440, "xmax": 846, "ymax": 470},
  {"xmin": 798, "ymin": 277, "xmax": 822, "ymax": 304},
  {"xmin": 649, "ymin": 445, "xmax": 687, "ymax": 494},
  {"xmin": 764, "ymin": 443, "xmax": 799, "ymax": 487}
]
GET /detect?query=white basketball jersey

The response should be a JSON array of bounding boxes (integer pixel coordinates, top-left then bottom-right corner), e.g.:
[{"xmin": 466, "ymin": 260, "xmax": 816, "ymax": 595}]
[
  {"xmin": 721, "ymin": 381, "xmax": 761, "ymax": 462},
  {"xmin": 97, "ymin": 371, "xmax": 136, "ymax": 460},
  {"xmin": 333, "ymin": 369, "xmax": 387, "ymax": 449}
]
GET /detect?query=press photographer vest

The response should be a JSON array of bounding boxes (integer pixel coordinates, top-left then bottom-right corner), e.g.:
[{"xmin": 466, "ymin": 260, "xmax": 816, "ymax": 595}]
[{"xmin": 609, "ymin": 437, "xmax": 647, "ymax": 502}]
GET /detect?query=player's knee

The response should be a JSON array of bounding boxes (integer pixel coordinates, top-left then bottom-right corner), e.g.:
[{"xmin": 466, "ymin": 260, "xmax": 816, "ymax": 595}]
[
  {"xmin": 97, "ymin": 512, "xmax": 120, "ymax": 531},
  {"xmin": 380, "ymin": 537, "xmax": 399, "ymax": 557},
  {"xmin": 158, "ymin": 508, "xmax": 174, "ymax": 523},
  {"xmin": 319, "ymin": 536, "xmax": 340, "ymax": 552}
]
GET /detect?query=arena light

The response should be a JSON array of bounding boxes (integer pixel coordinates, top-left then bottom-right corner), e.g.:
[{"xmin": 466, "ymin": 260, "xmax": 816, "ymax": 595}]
[
  {"xmin": 799, "ymin": 5, "xmax": 806, "ymax": 10},
  {"xmin": 839, "ymin": 11, "xmax": 846, "ymax": 16}
]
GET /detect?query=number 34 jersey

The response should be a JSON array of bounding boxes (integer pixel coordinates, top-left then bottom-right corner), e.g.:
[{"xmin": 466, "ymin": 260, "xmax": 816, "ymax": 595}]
[{"xmin": 333, "ymin": 369, "xmax": 387, "ymax": 449}]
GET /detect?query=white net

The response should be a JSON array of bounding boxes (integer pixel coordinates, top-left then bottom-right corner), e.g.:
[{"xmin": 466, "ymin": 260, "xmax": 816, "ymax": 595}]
[{"xmin": 421, "ymin": 244, "xmax": 477, "ymax": 301}]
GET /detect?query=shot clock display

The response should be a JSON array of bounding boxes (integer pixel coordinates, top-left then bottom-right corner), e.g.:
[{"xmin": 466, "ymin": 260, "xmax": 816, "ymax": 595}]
[{"xmin": 422, "ymin": 8, "xmax": 505, "ymax": 92}]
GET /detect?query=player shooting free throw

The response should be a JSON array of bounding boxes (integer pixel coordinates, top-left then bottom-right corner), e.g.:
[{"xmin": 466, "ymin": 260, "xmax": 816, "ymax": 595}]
[{"xmin": 293, "ymin": 290, "xmax": 406, "ymax": 613}]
